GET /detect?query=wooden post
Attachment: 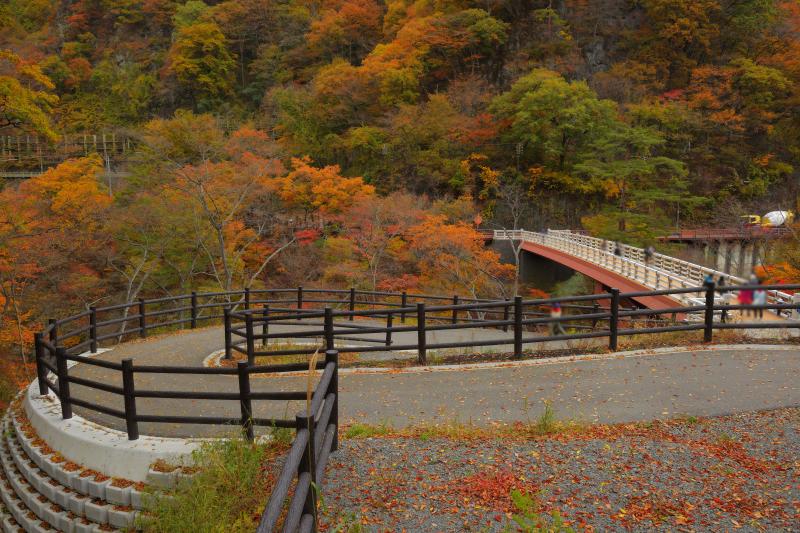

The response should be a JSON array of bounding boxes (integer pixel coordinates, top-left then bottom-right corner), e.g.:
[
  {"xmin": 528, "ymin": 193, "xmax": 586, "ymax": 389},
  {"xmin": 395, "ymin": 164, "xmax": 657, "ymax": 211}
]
[
  {"xmin": 261, "ymin": 305, "xmax": 269, "ymax": 348},
  {"xmin": 245, "ymin": 314, "xmax": 255, "ymax": 365},
  {"xmin": 224, "ymin": 308, "xmax": 232, "ymax": 359},
  {"xmin": 417, "ymin": 303, "xmax": 426, "ymax": 365},
  {"xmin": 89, "ymin": 307, "xmax": 98, "ymax": 353},
  {"xmin": 121, "ymin": 359, "xmax": 139, "ymax": 440},
  {"xmin": 138, "ymin": 298, "xmax": 146, "ymax": 338},
  {"xmin": 324, "ymin": 307, "xmax": 334, "ymax": 351},
  {"xmin": 704, "ymin": 282, "xmax": 715, "ymax": 343},
  {"xmin": 385, "ymin": 313, "xmax": 393, "ymax": 346},
  {"xmin": 55, "ymin": 348, "xmax": 72, "ymax": 419},
  {"xmin": 190, "ymin": 292, "xmax": 198, "ymax": 329},
  {"xmin": 297, "ymin": 286, "xmax": 303, "ymax": 310},
  {"xmin": 513, "ymin": 296, "xmax": 523, "ymax": 358},
  {"xmin": 48, "ymin": 318, "xmax": 58, "ymax": 347},
  {"xmin": 244, "ymin": 287, "xmax": 251, "ymax": 310},
  {"xmin": 349, "ymin": 287, "xmax": 355, "ymax": 321},
  {"xmin": 452, "ymin": 295, "xmax": 459, "ymax": 324},
  {"xmin": 238, "ymin": 362, "xmax": 254, "ymax": 441},
  {"xmin": 296, "ymin": 411, "xmax": 317, "ymax": 521},
  {"xmin": 34, "ymin": 333, "xmax": 48, "ymax": 395},
  {"xmin": 400, "ymin": 291, "xmax": 407, "ymax": 323},
  {"xmin": 609, "ymin": 289, "xmax": 620, "ymax": 351},
  {"xmin": 325, "ymin": 349, "xmax": 339, "ymax": 451},
  {"xmin": 298, "ymin": 409, "xmax": 316, "ymax": 473}
]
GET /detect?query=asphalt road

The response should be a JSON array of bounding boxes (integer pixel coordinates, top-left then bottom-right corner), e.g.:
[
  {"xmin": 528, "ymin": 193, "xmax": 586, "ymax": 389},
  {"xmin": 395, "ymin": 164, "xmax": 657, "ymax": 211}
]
[{"xmin": 61, "ymin": 325, "xmax": 800, "ymax": 438}]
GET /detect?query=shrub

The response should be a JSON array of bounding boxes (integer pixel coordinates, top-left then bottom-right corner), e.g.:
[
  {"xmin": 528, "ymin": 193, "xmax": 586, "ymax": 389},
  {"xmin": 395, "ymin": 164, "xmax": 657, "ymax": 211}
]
[{"xmin": 139, "ymin": 434, "xmax": 288, "ymax": 532}]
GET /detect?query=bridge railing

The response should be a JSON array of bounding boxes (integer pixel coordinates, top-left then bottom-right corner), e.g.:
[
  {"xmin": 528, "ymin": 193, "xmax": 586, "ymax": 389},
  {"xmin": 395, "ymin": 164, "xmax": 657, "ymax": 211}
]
[{"xmin": 496, "ymin": 229, "xmax": 794, "ymax": 310}]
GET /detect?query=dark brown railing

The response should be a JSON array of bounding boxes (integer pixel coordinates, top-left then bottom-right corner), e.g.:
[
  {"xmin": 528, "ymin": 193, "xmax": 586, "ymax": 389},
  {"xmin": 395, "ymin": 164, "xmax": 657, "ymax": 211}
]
[
  {"xmin": 225, "ymin": 284, "xmax": 800, "ymax": 366},
  {"xmin": 32, "ymin": 283, "xmax": 800, "ymax": 532}
]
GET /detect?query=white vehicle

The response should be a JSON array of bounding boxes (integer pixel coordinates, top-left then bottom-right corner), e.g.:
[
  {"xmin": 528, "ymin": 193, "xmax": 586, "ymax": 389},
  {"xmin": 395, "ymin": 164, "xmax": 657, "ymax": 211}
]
[{"xmin": 762, "ymin": 210, "xmax": 794, "ymax": 227}]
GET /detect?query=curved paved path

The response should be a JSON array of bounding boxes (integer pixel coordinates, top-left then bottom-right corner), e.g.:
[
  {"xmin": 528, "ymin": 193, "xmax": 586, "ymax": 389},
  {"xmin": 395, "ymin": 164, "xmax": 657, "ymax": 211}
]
[{"xmin": 63, "ymin": 323, "xmax": 800, "ymax": 438}]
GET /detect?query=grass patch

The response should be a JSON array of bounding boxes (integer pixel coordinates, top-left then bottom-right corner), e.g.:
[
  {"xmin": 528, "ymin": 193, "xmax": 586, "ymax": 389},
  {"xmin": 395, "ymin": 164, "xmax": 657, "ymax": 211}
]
[
  {"xmin": 676, "ymin": 414, "xmax": 701, "ymax": 425},
  {"xmin": 320, "ymin": 510, "xmax": 365, "ymax": 532},
  {"xmin": 505, "ymin": 489, "xmax": 574, "ymax": 532},
  {"xmin": 344, "ymin": 421, "xmax": 393, "ymax": 439},
  {"xmin": 389, "ymin": 406, "xmax": 582, "ymax": 441},
  {"xmin": 716, "ymin": 432, "xmax": 737, "ymax": 444},
  {"xmin": 138, "ymin": 433, "xmax": 289, "ymax": 532},
  {"xmin": 616, "ymin": 329, "xmax": 749, "ymax": 351},
  {"xmin": 218, "ymin": 343, "xmax": 359, "ymax": 367},
  {"xmin": 534, "ymin": 401, "xmax": 559, "ymax": 435}
]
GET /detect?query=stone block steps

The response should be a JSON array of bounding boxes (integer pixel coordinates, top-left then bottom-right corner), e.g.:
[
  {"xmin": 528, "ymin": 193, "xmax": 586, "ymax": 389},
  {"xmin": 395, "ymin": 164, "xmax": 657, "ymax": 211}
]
[{"xmin": 0, "ymin": 409, "xmax": 142, "ymax": 532}]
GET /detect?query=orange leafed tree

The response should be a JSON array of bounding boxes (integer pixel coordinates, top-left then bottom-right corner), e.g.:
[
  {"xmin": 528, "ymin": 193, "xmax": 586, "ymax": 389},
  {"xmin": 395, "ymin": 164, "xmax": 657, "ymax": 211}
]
[
  {"xmin": 278, "ymin": 157, "xmax": 375, "ymax": 223},
  {"xmin": 0, "ymin": 156, "xmax": 110, "ymax": 363},
  {"xmin": 407, "ymin": 214, "xmax": 513, "ymax": 298}
]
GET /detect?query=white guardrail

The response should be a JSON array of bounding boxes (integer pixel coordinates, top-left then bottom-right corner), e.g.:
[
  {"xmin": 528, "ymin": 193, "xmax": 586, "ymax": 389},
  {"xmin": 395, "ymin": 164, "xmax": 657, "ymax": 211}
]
[{"xmin": 493, "ymin": 229, "xmax": 793, "ymax": 309}]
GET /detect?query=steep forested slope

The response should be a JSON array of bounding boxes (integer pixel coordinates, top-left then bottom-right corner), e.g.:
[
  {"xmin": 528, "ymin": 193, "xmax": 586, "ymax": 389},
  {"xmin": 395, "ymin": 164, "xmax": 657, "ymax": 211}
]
[{"xmin": 2, "ymin": 0, "xmax": 798, "ymax": 230}]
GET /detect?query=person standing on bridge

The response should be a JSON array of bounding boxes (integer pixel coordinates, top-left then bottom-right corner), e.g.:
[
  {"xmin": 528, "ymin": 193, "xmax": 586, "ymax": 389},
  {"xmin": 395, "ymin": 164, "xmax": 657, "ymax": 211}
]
[
  {"xmin": 644, "ymin": 245, "xmax": 655, "ymax": 265},
  {"xmin": 614, "ymin": 242, "xmax": 623, "ymax": 256}
]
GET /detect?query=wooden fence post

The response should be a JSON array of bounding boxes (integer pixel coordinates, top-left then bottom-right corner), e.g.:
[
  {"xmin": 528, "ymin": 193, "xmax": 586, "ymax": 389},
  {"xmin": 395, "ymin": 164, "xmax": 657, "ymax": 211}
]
[
  {"xmin": 349, "ymin": 288, "xmax": 355, "ymax": 321},
  {"xmin": 89, "ymin": 306, "xmax": 98, "ymax": 353},
  {"xmin": 224, "ymin": 308, "xmax": 232, "ymax": 359},
  {"xmin": 49, "ymin": 318, "xmax": 58, "ymax": 347},
  {"xmin": 244, "ymin": 287, "xmax": 251, "ymax": 310},
  {"xmin": 452, "ymin": 295, "xmax": 459, "ymax": 324},
  {"xmin": 704, "ymin": 282, "xmax": 715, "ymax": 343},
  {"xmin": 324, "ymin": 307, "xmax": 334, "ymax": 351},
  {"xmin": 245, "ymin": 314, "xmax": 255, "ymax": 365},
  {"xmin": 417, "ymin": 303, "xmax": 426, "ymax": 365},
  {"xmin": 400, "ymin": 291, "xmax": 407, "ymax": 323},
  {"xmin": 138, "ymin": 298, "xmax": 146, "ymax": 338},
  {"xmin": 385, "ymin": 313, "xmax": 393, "ymax": 346},
  {"xmin": 191, "ymin": 292, "xmax": 198, "ymax": 329},
  {"xmin": 609, "ymin": 289, "xmax": 620, "ymax": 351},
  {"xmin": 121, "ymin": 358, "xmax": 139, "ymax": 440},
  {"xmin": 55, "ymin": 347, "xmax": 72, "ymax": 419},
  {"xmin": 34, "ymin": 333, "xmax": 48, "ymax": 395},
  {"xmin": 238, "ymin": 362, "xmax": 254, "ymax": 441},
  {"xmin": 325, "ymin": 349, "xmax": 339, "ymax": 451},
  {"xmin": 261, "ymin": 305, "xmax": 269, "ymax": 348},
  {"xmin": 513, "ymin": 296, "xmax": 523, "ymax": 358},
  {"xmin": 297, "ymin": 286, "xmax": 304, "ymax": 310},
  {"xmin": 296, "ymin": 411, "xmax": 317, "ymax": 526}
]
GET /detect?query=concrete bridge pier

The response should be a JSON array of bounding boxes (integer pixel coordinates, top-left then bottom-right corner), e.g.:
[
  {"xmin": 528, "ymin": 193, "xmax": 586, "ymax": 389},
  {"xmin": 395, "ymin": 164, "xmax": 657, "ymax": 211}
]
[
  {"xmin": 690, "ymin": 239, "xmax": 763, "ymax": 278},
  {"xmin": 715, "ymin": 241, "xmax": 729, "ymax": 273},
  {"xmin": 661, "ymin": 227, "xmax": 783, "ymax": 279}
]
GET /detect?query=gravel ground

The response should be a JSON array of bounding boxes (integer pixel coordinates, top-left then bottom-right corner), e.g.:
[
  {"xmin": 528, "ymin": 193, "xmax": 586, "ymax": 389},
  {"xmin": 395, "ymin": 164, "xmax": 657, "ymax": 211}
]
[{"xmin": 320, "ymin": 408, "xmax": 800, "ymax": 532}]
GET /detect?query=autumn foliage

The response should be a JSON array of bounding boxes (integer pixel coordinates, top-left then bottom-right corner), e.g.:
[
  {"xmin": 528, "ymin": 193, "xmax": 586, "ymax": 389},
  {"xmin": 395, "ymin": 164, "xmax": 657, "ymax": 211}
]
[{"xmin": 1, "ymin": 0, "xmax": 800, "ymax": 374}]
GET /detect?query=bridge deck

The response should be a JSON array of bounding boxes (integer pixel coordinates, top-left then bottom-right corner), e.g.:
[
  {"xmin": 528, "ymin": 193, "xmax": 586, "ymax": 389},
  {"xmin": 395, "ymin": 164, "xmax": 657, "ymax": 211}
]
[
  {"xmin": 494, "ymin": 229, "xmax": 793, "ymax": 314},
  {"xmin": 521, "ymin": 241, "xmax": 683, "ymax": 309}
]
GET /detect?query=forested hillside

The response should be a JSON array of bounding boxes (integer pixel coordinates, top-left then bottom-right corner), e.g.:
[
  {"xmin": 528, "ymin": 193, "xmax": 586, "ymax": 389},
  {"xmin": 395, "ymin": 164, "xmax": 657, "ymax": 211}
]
[{"xmin": 0, "ymin": 0, "xmax": 799, "ymax": 369}]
